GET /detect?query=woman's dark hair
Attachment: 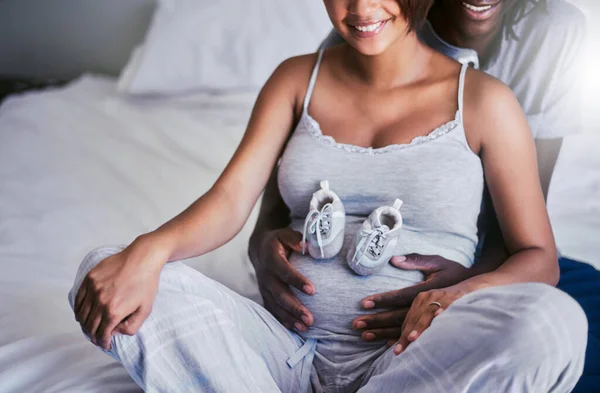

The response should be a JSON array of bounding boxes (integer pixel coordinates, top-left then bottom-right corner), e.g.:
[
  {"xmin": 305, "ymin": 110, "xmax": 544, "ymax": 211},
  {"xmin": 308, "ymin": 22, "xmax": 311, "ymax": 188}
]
[{"xmin": 398, "ymin": 0, "xmax": 435, "ymax": 32}]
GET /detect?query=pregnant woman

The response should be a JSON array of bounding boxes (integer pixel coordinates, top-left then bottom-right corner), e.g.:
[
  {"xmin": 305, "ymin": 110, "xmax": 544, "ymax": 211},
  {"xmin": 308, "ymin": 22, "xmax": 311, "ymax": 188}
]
[{"xmin": 70, "ymin": 1, "xmax": 587, "ymax": 392}]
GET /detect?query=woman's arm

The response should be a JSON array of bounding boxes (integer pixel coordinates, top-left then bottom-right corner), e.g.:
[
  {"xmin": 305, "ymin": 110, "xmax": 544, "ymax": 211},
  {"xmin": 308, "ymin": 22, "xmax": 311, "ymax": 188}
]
[
  {"xmin": 74, "ymin": 57, "xmax": 307, "ymax": 349},
  {"xmin": 461, "ymin": 71, "xmax": 560, "ymax": 291},
  {"xmin": 470, "ymin": 137, "xmax": 562, "ymax": 274},
  {"xmin": 392, "ymin": 71, "xmax": 560, "ymax": 355},
  {"xmin": 148, "ymin": 59, "xmax": 301, "ymax": 264}
]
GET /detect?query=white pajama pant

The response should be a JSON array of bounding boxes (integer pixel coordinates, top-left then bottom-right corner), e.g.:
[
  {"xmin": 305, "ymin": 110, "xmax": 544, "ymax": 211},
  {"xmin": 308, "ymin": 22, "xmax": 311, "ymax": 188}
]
[{"xmin": 69, "ymin": 246, "xmax": 588, "ymax": 393}]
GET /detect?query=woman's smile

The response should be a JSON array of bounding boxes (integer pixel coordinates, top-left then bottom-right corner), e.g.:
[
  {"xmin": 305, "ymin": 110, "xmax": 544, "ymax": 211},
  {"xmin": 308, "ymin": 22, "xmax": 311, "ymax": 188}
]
[
  {"xmin": 324, "ymin": 0, "xmax": 408, "ymax": 56},
  {"xmin": 347, "ymin": 19, "xmax": 391, "ymax": 39}
]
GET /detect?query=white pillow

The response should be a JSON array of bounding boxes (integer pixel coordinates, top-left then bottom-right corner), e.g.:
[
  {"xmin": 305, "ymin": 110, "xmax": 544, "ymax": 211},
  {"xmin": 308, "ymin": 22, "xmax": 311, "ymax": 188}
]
[{"xmin": 118, "ymin": 0, "xmax": 333, "ymax": 95}]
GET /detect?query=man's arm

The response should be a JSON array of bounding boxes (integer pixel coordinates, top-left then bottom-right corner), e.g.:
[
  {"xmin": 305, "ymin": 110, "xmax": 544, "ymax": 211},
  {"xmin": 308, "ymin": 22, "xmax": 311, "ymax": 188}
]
[
  {"xmin": 248, "ymin": 166, "xmax": 291, "ymax": 267},
  {"xmin": 247, "ymin": 165, "xmax": 316, "ymax": 331},
  {"xmin": 536, "ymin": 138, "xmax": 563, "ymax": 200},
  {"xmin": 473, "ymin": 4, "xmax": 586, "ymax": 274}
]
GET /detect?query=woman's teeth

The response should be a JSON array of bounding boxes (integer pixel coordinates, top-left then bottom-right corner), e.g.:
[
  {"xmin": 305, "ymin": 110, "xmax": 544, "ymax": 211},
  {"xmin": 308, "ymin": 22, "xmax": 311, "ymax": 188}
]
[
  {"xmin": 354, "ymin": 21, "xmax": 383, "ymax": 32},
  {"xmin": 461, "ymin": 2, "xmax": 493, "ymax": 12}
]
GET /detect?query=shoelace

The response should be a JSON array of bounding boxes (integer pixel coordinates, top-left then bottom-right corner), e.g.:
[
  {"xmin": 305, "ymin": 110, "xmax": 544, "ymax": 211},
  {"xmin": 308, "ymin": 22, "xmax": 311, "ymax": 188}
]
[
  {"xmin": 352, "ymin": 227, "xmax": 388, "ymax": 264},
  {"xmin": 302, "ymin": 203, "xmax": 333, "ymax": 258}
]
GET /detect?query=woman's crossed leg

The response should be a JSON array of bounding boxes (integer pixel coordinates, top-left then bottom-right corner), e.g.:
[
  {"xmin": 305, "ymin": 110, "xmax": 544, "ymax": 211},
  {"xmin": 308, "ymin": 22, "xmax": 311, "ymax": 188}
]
[
  {"xmin": 359, "ymin": 284, "xmax": 588, "ymax": 393},
  {"xmin": 69, "ymin": 245, "xmax": 312, "ymax": 393}
]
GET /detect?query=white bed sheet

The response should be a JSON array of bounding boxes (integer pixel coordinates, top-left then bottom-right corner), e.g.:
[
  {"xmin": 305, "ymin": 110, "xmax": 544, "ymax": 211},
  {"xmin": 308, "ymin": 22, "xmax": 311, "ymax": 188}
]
[
  {"xmin": 0, "ymin": 76, "xmax": 260, "ymax": 392},
  {"xmin": 0, "ymin": 77, "xmax": 598, "ymax": 392}
]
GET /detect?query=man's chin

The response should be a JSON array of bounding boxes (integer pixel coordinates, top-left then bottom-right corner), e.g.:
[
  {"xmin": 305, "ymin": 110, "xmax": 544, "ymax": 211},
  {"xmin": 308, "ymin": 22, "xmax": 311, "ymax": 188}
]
[{"xmin": 458, "ymin": 19, "xmax": 500, "ymax": 41}]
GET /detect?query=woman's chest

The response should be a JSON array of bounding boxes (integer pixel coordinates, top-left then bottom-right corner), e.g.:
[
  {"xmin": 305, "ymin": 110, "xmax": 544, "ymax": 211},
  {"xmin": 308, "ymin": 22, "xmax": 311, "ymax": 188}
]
[
  {"xmin": 278, "ymin": 130, "xmax": 484, "ymax": 228},
  {"xmin": 306, "ymin": 78, "xmax": 459, "ymax": 150}
]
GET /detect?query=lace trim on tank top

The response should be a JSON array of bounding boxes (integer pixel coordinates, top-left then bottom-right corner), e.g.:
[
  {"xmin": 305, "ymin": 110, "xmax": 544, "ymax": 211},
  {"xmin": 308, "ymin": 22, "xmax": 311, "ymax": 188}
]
[
  {"xmin": 302, "ymin": 110, "xmax": 461, "ymax": 155},
  {"xmin": 299, "ymin": 49, "xmax": 468, "ymax": 155}
]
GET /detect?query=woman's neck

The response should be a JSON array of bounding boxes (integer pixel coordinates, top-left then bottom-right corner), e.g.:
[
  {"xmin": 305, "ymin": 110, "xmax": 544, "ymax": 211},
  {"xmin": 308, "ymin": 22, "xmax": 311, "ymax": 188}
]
[{"xmin": 342, "ymin": 33, "xmax": 433, "ymax": 89}]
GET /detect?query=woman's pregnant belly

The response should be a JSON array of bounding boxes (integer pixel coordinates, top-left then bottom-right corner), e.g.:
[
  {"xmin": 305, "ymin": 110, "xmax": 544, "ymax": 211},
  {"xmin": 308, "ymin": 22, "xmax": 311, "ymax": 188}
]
[{"xmin": 289, "ymin": 218, "xmax": 425, "ymax": 339}]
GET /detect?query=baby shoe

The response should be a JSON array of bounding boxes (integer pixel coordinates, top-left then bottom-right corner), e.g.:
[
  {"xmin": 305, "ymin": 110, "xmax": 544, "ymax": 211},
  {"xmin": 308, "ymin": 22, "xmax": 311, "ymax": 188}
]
[
  {"xmin": 302, "ymin": 180, "xmax": 345, "ymax": 259},
  {"xmin": 347, "ymin": 199, "xmax": 403, "ymax": 276}
]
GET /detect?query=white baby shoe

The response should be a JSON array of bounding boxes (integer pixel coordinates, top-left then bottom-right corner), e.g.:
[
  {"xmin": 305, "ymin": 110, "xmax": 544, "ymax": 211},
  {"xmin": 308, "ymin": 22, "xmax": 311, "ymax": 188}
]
[
  {"xmin": 302, "ymin": 180, "xmax": 345, "ymax": 259},
  {"xmin": 347, "ymin": 199, "xmax": 403, "ymax": 276}
]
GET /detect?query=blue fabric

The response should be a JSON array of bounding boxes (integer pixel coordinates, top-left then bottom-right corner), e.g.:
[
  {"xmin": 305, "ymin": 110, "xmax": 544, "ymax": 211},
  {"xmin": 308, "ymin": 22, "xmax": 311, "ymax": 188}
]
[{"xmin": 557, "ymin": 258, "xmax": 600, "ymax": 393}]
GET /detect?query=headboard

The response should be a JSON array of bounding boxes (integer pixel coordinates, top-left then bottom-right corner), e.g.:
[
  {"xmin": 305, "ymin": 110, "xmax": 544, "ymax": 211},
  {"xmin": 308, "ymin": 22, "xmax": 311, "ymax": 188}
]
[{"xmin": 0, "ymin": 0, "xmax": 156, "ymax": 80}]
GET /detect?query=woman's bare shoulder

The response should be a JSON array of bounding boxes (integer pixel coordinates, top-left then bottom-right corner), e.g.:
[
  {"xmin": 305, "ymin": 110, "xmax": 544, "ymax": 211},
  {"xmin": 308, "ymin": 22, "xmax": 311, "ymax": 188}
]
[
  {"xmin": 464, "ymin": 67, "xmax": 514, "ymax": 107},
  {"xmin": 266, "ymin": 53, "xmax": 321, "ymax": 115},
  {"xmin": 462, "ymin": 67, "xmax": 528, "ymax": 153}
]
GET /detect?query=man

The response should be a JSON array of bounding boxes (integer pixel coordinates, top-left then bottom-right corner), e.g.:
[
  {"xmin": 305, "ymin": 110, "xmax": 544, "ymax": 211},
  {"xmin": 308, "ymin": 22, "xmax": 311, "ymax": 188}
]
[{"xmin": 249, "ymin": 1, "xmax": 598, "ymax": 391}]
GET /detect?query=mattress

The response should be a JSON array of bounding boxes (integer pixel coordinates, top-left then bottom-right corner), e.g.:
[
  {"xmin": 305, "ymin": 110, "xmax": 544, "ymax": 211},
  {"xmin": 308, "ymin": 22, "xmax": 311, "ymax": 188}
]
[{"xmin": 0, "ymin": 76, "xmax": 598, "ymax": 392}]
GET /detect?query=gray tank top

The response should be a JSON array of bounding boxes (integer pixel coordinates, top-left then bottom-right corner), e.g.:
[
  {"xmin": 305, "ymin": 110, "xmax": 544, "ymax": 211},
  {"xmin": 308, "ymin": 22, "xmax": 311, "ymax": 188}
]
[{"xmin": 277, "ymin": 50, "xmax": 484, "ymax": 339}]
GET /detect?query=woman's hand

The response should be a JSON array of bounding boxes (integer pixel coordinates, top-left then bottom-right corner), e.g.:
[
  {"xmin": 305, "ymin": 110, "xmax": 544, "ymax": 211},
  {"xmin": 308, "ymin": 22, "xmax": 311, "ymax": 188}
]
[
  {"xmin": 255, "ymin": 228, "xmax": 315, "ymax": 332},
  {"xmin": 392, "ymin": 283, "xmax": 475, "ymax": 356},
  {"xmin": 74, "ymin": 237, "xmax": 167, "ymax": 351},
  {"xmin": 352, "ymin": 254, "xmax": 471, "ymax": 342}
]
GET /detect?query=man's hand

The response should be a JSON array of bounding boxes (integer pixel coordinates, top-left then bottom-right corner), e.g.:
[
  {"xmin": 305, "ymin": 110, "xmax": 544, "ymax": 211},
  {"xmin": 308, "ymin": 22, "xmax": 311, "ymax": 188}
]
[
  {"xmin": 352, "ymin": 254, "xmax": 471, "ymax": 342},
  {"xmin": 255, "ymin": 228, "xmax": 315, "ymax": 332}
]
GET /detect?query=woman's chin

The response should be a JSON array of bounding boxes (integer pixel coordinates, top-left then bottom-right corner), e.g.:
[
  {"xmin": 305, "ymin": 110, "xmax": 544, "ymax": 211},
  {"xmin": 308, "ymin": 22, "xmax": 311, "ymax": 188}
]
[{"xmin": 347, "ymin": 40, "xmax": 393, "ymax": 57}]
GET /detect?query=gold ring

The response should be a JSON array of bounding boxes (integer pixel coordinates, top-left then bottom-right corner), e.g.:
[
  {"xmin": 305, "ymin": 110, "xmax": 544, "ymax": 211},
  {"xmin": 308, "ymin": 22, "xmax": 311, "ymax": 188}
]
[{"xmin": 428, "ymin": 301, "xmax": 443, "ymax": 309}]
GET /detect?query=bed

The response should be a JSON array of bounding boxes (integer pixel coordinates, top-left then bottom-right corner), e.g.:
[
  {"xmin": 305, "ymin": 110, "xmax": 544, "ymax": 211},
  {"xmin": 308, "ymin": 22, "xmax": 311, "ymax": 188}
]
[
  {"xmin": 0, "ymin": 75, "xmax": 263, "ymax": 392},
  {"xmin": 0, "ymin": 1, "xmax": 599, "ymax": 392}
]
